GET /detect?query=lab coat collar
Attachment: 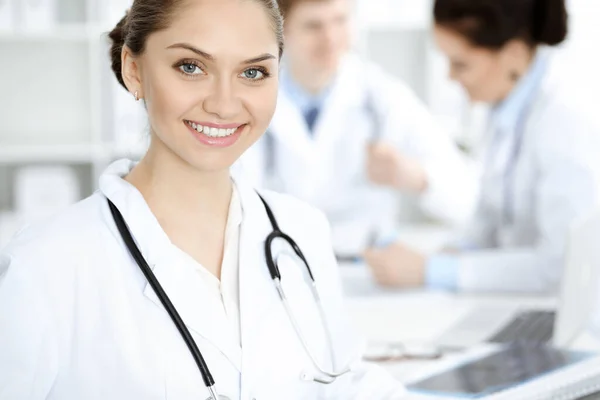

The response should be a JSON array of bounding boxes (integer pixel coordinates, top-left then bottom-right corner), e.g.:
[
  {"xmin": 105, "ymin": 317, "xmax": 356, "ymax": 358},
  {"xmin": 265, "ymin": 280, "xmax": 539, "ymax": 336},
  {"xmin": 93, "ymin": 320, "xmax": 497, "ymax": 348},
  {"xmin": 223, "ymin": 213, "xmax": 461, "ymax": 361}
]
[
  {"xmin": 279, "ymin": 66, "xmax": 333, "ymax": 116},
  {"xmin": 99, "ymin": 159, "xmax": 243, "ymax": 372},
  {"xmin": 313, "ymin": 54, "xmax": 366, "ymax": 146},
  {"xmin": 99, "ymin": 159, "xmax": 172, "ymax": 267}
]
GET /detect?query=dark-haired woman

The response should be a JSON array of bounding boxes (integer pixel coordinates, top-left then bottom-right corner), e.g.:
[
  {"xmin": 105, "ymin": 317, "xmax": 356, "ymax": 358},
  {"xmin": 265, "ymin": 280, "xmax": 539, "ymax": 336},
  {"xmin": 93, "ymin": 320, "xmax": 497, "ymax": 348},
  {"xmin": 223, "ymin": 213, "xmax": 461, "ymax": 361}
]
[
  {"xmin": 365, "ymin": 0, "xmax": 600, "ymax": 293},
  {"xmin": 0, "ymin": 0, "xmax": 405, "ymax": 398}
]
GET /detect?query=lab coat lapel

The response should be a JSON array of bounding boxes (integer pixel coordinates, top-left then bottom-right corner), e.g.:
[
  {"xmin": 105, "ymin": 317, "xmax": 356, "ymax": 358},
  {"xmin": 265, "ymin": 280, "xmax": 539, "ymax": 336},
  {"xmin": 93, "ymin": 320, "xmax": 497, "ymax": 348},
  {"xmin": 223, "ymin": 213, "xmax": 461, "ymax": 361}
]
[
  {"xmin": 269, "ymin": 92, "xmax": 314, "ymax": 161},
  {"xmin": 141, "ymin": 260, "xmax": 242, "ymax": 372},
  {"xmin": 237, "ymin": 181, "xmax": 279, "ymax": 334},
  {"xmin": 236, "ymin": 182, "xmax": 284, "ymax": 397},
  {"xmin": 312, "ymin": 56, "xmax": 364, "ymax": 156},
  {"xmin": 267, "ymin": 93, "xmax": 320, "ymax": 199},
  {"xmin": 100, "ymin": 166, "xmax": 242, "ymax": 372}
]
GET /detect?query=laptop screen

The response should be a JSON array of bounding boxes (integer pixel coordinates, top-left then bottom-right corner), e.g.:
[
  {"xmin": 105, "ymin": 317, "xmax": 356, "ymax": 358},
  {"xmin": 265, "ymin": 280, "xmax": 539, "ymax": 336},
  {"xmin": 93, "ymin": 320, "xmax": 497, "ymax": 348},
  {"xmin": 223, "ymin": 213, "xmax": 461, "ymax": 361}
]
[{"xmin": 408, "ymin": 344, "xmax": 593, "ymax": 398}]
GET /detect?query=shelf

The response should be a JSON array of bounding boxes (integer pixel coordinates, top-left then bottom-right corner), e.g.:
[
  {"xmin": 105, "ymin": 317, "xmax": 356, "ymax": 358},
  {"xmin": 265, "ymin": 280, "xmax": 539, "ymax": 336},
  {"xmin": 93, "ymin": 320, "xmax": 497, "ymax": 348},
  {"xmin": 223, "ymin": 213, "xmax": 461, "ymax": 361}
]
[
  {"xmin": 0, "ymin": 24, "xmax": 106, "ymax": 43},
  {"xmin": 0, "ymin": 142, "xmax": 149, "ymax": 165},
  {"xmin": 103, "ymin": 142, "xmax": 149, "ymax": 161},
  {"xmin": 0, "ymin": 144, "xmax": 103, "ymax": 164}
]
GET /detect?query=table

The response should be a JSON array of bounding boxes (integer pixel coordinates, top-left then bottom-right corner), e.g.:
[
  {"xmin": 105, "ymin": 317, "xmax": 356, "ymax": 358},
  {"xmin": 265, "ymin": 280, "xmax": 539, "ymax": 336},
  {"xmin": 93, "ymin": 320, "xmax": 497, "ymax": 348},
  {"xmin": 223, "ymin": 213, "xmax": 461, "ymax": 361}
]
[
  {"xmin": 338, "ymin": 224, "xmax": 600, "ymax": 398},
  {"xmin": 339, "ymin": 264, "xmax": 562, "ymax": 382}
]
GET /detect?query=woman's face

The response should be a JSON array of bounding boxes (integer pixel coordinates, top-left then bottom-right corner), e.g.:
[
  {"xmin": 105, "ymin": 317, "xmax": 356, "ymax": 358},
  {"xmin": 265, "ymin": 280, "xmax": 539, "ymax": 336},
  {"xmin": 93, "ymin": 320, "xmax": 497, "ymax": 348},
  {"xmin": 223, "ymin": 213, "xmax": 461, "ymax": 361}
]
[
  {"xmin": 124, "ymin": 0, "xmax": 280, "ymax": 172},
  {"xmin": 433, "ymin": 24, "xmax": 519, "ymax": 103}
]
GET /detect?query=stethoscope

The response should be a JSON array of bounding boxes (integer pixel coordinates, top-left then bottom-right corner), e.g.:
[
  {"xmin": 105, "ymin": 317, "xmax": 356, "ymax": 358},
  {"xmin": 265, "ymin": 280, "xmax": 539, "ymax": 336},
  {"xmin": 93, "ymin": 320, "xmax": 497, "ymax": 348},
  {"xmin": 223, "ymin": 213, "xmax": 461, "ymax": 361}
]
[
  {"xmin": 486, "ymin": 58, "xmax": 549, "ymax": 227},
  {"xmin": 490, "ymin": 103, "xmax": 531, "ymax": 226},
  {"xmin": 107, "ymin": 194, "xmax": 352, "ymax": 400}
]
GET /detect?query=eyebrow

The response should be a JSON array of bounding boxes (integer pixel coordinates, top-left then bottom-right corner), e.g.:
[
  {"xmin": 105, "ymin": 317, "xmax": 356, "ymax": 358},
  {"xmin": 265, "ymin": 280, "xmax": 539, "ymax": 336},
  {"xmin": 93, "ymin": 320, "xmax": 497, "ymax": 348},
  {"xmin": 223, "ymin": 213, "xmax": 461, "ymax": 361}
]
[{"xmin": 166, "ymin": 43, "xmax": 276, "ymax": 64}]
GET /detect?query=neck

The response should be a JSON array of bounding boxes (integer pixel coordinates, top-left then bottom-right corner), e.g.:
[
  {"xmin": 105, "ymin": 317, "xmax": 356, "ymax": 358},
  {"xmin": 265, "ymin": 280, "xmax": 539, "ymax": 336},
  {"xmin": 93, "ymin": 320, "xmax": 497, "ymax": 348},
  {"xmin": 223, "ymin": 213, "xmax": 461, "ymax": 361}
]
[
  {"xmin": 126, "ymin": 136, "xmax": 232, "ymax": 227},
  {"xmin": 288, "ymin": 60, "xmax": 335, "ymax": 95}
]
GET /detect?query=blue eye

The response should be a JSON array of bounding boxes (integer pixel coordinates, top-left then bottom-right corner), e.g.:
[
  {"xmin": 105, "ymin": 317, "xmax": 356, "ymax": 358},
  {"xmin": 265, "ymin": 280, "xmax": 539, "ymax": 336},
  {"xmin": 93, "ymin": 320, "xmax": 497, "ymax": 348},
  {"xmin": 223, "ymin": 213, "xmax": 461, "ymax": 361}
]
[
  {"xmin": 179, "ymin": 63, "xmax": 203, "ymax": 75},
  {"xmin": 242, "ymin": 68, "xmax": 265, "ymax": 80}
]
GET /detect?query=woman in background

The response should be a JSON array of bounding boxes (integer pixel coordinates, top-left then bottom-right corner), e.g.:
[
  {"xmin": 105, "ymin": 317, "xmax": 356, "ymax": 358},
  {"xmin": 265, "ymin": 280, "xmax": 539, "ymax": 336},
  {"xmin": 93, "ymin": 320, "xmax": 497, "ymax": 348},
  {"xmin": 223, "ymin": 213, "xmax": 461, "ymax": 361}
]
[{"xmin": 366, "ymin": 0, "xmax": 600, "ymax": 293}]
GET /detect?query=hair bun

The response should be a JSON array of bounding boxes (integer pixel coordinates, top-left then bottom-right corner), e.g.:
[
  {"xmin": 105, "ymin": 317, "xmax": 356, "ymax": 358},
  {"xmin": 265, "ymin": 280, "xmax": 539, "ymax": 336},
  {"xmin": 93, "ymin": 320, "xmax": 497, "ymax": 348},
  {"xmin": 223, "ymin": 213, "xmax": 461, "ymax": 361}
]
[
  {"xmin": 531, "ymin": 0, "xmax": 568, "ymax": 46},
  {"xmin": 108, "ymin": 13, "xmax": 129, "ymax": 90}
]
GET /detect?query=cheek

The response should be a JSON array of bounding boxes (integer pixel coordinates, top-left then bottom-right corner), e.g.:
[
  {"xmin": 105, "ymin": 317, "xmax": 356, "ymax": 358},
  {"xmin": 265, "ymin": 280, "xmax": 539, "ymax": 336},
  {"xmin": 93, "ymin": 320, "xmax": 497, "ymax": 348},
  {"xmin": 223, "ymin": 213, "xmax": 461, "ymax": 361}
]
[
  {"xmin": 247, "ymin": 82, "xmax": 278, "ymax": 128},
  {"xmin": 144, "ymin": 68, "xmax": 199, "ymax": 132},
  {"xmin": 481, "ymin": 62, "xmax": 509, "ymax": 96},
  {"xmin": 464, "ymin": 61, "xmax": 495, "ymax": 94}
]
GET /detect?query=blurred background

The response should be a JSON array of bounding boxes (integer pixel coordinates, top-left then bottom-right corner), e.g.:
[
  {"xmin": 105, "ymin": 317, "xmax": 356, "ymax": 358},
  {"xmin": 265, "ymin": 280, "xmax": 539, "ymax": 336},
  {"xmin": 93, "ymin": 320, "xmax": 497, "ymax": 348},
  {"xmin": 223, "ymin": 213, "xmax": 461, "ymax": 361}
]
[{"xmin": 0, "ymin": 0, "xmax": 598, "ymax": 247}]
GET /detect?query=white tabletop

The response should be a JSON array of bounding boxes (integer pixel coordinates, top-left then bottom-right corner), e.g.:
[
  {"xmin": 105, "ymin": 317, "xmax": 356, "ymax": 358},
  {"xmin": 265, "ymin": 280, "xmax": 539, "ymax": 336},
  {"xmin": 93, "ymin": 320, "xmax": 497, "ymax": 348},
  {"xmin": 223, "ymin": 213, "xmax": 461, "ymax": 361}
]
[
  {"xmin": 339, "ymin": 264, "xmax": 561, "ymax": 381},
  {"xmin": 338, "ymin": 224, "xmax": 600, "ymax": 398}
]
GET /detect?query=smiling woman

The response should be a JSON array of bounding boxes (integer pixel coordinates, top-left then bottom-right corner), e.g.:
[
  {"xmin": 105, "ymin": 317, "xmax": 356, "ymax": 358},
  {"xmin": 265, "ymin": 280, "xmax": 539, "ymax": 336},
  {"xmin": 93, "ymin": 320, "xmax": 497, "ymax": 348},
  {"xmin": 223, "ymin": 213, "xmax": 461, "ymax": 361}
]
[
  {"xmin": 0, "ymin": 0, "xmax": 406, "ymax": 399},
  {"xmin": 108, "ymin": 0, "xmax": 283, "ymax": 172}
]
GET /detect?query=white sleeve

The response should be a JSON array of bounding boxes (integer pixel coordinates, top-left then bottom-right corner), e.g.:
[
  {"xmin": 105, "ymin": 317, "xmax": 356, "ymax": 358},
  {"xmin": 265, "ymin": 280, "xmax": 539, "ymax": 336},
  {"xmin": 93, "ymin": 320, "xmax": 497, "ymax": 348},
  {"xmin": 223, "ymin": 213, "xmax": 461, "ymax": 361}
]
[
  {"xmin": 309, "ymin": 212, "xmax": 407, "ymax": 399},
  {"xmin": 0, "ymin": 252, "xmax": 58, "ymax": 400},
  {"xmin": 457, "ymin": 109, "xmax": 600, "ymax": 293},
  {"xmin": 375, "ymin": 72, "xmax": 478, "ymax": 226}
]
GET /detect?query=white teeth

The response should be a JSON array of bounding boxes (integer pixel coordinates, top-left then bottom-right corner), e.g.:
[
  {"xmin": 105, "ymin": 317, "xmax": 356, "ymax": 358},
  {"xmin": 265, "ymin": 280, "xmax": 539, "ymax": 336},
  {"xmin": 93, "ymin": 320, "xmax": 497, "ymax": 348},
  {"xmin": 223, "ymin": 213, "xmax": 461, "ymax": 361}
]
[{"xmin": 187, "ymin": 121, "xmax": 240, "ymax": 138}]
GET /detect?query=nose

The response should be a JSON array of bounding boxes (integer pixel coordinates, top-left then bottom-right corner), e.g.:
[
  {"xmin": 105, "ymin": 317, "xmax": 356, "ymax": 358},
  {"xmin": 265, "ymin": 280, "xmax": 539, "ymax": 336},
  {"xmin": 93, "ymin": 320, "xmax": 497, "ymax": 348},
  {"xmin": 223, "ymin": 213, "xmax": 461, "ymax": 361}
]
[{"xmin": 203, "ymin": 77, "xmax": 242, "ymax": 121}]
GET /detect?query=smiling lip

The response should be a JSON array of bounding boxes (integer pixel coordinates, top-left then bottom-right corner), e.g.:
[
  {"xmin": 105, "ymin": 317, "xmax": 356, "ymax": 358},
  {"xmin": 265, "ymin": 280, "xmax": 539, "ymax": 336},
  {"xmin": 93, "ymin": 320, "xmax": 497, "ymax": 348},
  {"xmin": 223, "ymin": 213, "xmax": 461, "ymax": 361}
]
[
  {"xmin": 187, "ymin": 120, "xmax": 243, "ymax": 129},
  {"xmin": 184, "ymin": 120, "xmax": 245, "ymax": 148}
]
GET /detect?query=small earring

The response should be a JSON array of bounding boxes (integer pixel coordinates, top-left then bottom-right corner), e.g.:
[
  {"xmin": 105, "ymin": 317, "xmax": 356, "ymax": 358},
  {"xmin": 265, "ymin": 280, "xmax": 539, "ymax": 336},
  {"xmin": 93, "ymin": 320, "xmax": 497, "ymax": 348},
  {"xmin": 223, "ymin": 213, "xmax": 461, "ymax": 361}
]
[
  {"xmin": 134, "ymin": 91, "xmax": 139, "ymax": 101},
  {"xmin": 510, "ymin": 71, "xmax": 520, "ymax": 82}
]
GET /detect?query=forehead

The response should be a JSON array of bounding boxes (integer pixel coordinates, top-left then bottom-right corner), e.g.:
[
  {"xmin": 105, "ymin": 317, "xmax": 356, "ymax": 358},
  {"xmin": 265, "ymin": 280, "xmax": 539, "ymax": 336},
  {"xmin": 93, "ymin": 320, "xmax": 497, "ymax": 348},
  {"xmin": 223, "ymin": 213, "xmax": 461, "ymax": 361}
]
[
  {"xmin": 149, "ymin": 0, "xmax": 278, "ymax": 57},
  {"xmin": 435, "ymin": 25, "xmax": 486, "ymax": 58},
  {"xmin": 290, "ymin": 0, "xmax": 348, "ymax": 19},
  {"xmin": 435, "ymin": 26, "xmax": 468, "ymax": 50}
]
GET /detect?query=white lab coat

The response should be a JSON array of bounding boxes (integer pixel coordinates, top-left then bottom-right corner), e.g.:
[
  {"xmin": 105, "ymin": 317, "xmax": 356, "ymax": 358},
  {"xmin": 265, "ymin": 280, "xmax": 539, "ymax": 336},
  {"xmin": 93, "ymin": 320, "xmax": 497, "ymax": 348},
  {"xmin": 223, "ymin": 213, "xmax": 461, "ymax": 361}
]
[
  {"xmin": 0, "ymin": 160, "xmax": 405, "ymax": 400},
  {"xmin": 454, "ymin": 51, "xmax": 600, "ymax": 293},
  {"xmin": 233, "ymin": 54, "xmax": 477, "ymax": 255}
]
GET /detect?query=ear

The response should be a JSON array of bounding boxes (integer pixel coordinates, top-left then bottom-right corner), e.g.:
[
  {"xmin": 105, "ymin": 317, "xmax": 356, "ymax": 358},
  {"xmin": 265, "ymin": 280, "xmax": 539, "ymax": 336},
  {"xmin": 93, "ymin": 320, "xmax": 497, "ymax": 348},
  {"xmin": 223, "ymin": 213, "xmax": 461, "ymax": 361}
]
[
  {"xmin": 499, "ymin": 39, "xmax": 531, "ymax": 70},
  {"xmin": 121, "ymin": 45, "xmax": 144, "ymax": 99}
]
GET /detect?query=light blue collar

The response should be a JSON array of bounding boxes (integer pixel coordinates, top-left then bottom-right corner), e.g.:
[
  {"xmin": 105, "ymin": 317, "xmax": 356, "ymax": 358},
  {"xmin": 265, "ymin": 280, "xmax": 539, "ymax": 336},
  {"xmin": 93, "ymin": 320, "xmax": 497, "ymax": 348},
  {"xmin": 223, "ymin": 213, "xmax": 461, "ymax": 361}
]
[
  {"xmin": 491, "ymin": 49, "xmax": 550, "ymax": 134},
  {"xmin": 280, "ymin": 67, "xmax": 332, "ymax": 115}
]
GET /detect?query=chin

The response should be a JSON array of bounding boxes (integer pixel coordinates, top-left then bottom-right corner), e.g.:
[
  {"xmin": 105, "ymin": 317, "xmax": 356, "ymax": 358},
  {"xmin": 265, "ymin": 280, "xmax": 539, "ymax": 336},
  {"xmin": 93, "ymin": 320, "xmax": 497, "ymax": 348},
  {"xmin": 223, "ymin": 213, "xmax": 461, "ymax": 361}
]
[
  {"xmin": 189, "ymin": 159, "xmax": 234, "ymax": 174},
  {"xmin": 466, "ymin": 90, "xmax": 486, "ymax": 103},
  {"xmin": 176, "ymin": 148, "xmax": 237, "ymax": 174},
  {"xmin": 312, "ymin": 55, "xmax": 339, "ymax": 70}
]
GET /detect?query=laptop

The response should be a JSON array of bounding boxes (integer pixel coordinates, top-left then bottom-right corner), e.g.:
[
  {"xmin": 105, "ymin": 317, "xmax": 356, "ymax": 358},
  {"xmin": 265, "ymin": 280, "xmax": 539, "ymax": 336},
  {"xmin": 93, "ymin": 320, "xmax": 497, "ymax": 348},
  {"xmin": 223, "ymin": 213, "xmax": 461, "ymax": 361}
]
[{"xmin": 434, "ymin": 209, "xmax": 600, "ymax": 350}]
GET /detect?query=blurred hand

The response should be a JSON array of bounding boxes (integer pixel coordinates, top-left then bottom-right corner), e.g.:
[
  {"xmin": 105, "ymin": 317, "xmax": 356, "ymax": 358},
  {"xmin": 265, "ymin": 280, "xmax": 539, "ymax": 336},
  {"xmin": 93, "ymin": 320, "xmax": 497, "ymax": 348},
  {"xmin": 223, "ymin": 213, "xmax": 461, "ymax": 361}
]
[
  {"xmin": 364, "ymin": 242, "xmax": 426, "ymax": 288},
  {"xmin": 366, "ymin": 142, "xmax": 428, "ymax": 193}
]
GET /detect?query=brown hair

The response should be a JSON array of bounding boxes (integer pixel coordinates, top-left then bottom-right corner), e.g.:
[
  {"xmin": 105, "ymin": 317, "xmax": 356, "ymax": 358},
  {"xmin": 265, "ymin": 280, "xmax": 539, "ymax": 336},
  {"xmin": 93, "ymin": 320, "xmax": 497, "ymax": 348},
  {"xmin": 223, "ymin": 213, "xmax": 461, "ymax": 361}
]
[
  {"xmin": 434, "ymin": 0, "xmax": 568, "ymax": 49},
  {"xmin": 108, "ymin": 0, "xmax": 285, "ymax": 91}
]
